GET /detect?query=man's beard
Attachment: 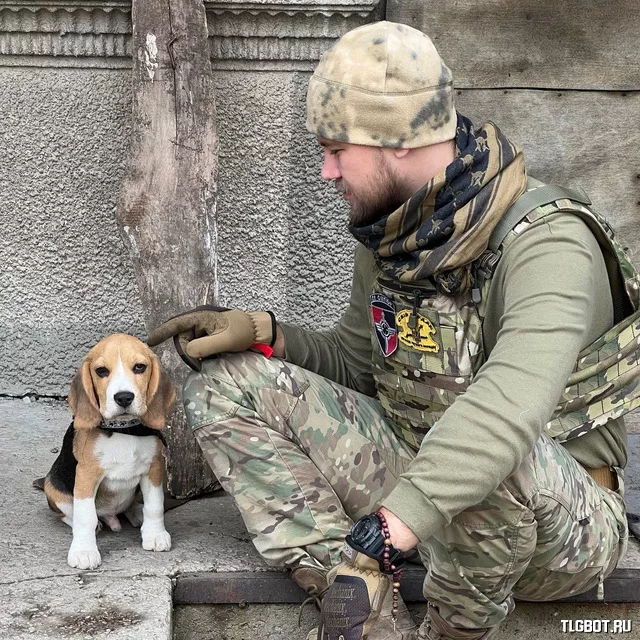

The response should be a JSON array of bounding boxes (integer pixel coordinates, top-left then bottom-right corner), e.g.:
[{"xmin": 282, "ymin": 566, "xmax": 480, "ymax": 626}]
[{"xmin": 339, "ymin": 158, "xmax": 409, "ymax": 228}]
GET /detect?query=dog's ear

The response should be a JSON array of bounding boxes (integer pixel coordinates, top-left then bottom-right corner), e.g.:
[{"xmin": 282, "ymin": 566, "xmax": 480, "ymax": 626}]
[
  {"xmin": 144, "ymin": 354, "xmax": 176, "ymax": 430},
  {"xmin": 68, "ymin": 360, "xmax": 102, "ymax": 429}
]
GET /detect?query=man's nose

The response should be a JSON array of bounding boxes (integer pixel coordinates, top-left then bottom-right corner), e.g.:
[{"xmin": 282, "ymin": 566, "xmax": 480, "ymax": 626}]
[{"xmin": 321, "ymin": 151, "xmax": 341, "ymax": 181}]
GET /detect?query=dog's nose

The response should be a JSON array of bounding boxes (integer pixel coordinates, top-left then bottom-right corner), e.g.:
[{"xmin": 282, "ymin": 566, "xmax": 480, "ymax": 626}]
[{"xmin": 114, "ymin": 391, "xmax": 135, "ymax": 408}]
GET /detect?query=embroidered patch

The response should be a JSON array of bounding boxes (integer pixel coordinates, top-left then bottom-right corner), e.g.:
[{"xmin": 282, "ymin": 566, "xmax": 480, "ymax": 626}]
[
  {"xmin": 396, "ymin": 310, "xmax": 440, "ymax": 353},
  {"xmin": 370, "ymin": 293, "xmax": 398, "ymax": 357}
]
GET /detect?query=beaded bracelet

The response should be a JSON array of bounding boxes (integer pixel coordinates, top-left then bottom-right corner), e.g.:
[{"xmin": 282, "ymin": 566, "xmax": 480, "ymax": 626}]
[{"xmin": 375, "ymin": 510, "xmax": 403, "ymax": 629}]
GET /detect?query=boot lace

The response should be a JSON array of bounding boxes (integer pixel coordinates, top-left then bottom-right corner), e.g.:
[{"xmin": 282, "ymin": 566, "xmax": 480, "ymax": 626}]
[{"xmin": 298, "ymin": 582, "xmax": 329, "ymax": 626}]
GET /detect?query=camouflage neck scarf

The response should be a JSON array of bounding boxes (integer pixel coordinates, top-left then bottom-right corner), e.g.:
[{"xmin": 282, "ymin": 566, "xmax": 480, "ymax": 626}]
[{"xmin": 350, "ymin": 113, "xmax": 527, "ymax": 295}]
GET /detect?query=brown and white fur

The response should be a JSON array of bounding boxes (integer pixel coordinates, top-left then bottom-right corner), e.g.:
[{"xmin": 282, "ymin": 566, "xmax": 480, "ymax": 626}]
[{"xmin": 44, "ymin": 334, "xmax": 176, "ymax": 569}]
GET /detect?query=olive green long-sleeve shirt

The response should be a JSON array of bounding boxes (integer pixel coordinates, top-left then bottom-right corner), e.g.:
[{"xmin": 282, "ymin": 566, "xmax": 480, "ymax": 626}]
[{"xmin": 280, "ymin": 213, "xmax": 627, "ymax": 542}]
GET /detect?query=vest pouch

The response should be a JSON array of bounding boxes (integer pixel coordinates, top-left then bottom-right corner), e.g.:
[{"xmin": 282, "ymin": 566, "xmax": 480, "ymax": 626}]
[
  {"xmin": 547, "ymin": 309, "xmax": 640, "ymax": 442},
  {"xmin": 370, "ymin": 277, "xmax": 483, "ymax": 448},
  {"xmin": 373, "ymin": 364, "xmax": 469, "ymax": 449}
]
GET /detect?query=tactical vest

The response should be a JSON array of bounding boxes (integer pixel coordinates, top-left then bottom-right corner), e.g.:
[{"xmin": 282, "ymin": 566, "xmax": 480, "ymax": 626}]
[{"xmin": 369, "ymin": 178, "xmax": 640, "ymax": 450}]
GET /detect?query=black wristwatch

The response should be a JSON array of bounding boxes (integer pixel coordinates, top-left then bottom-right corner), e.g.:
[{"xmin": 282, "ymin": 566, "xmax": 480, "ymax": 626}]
[{"xmin": 345, "ymin": 514, "xmax": 406, "ymax": 574}]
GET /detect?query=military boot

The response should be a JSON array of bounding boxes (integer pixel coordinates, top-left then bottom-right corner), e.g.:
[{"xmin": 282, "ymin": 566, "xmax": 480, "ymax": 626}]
[
  {"xmin": 292, "ymin": 566, "xmax": 329, "ymax": 600},
  {"xmin": 292, "ymin": 565, "xmax": 330, "ymax": 625},
  {"xmin": 416, "ymin": 604, "xmax": 497, "ymax": 640},
  {"xmin": 378, "ymin": 585, "xmax": 418, "ymax": 639},
  {"xmin": 305, "ymin": 564, "xmax": 418, "ymax": 640}
]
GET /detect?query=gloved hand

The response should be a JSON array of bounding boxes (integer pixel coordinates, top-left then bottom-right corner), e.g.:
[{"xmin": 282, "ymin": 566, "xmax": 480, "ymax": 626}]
[
  {"xmin": 147, "ymin": 305, "xmax": 276, "ymax": 371},
  {"xmin": 316, "ymin": 544, "xmax": 390, "ymax": 640}
]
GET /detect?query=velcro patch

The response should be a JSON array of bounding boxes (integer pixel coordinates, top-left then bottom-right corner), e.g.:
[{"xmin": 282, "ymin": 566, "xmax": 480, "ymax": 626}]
[
  {"xmin": 396, "ymin": 310, "xmax": 440, "ymax": 353},
  {"xmin": 370, "ymin": 294, "xmax": 398, "ymax": 357}
]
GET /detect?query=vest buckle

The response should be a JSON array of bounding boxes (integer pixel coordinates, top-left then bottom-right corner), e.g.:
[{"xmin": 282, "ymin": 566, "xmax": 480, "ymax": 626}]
[{"xmin": 476, "ymin": 250, "xmax": 501, "ymax": 280}]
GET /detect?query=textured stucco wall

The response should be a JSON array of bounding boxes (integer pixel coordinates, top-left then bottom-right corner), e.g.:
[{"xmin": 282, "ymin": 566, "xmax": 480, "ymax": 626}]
[
  {"xmin": 0, "ymin": 67, "xmax": 355, "ymax": 396},
  {"xmin": 213, "ymin": 70, "xmax": 355, "ymax": 327},
  {"xmin": 0, "ymin": 68, "xmax": 145, "ymax": 396}
]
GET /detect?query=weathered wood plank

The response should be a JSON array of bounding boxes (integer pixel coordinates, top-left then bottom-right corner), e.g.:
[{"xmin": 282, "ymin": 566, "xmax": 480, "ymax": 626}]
[
  {"xmin": 116, "ymin": 0, "xmax": 219, "ymax": 497},
  {"xmin": 386, "ymin": 0, "xmax": 640, "ymax": 90},
  {"xmin": 455, "ymin": 89, "xmax": 640, "ymax": 264}
]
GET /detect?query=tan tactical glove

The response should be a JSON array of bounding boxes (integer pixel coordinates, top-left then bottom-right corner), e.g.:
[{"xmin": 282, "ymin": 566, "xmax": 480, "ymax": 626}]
[
  {"xmin": 147, "ymin": 305, "xmax": 276, "ymax": 371},
  {"xmin": 316, "ymin": 543, "xmax": 391, "ymax": 640}
]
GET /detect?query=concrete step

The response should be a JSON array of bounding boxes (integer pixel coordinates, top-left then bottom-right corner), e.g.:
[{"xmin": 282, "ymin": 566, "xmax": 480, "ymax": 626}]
[
  {"xmin": 170, "ymin": 554, "xmax": 640, "ymax": 638},
  {"xmin": 172, "ymin": 562, "xmax": 640, "ymax": 607}
]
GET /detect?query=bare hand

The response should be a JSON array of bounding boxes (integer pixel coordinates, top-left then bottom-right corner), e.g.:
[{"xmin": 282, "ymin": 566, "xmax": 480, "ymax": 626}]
[{"xmin": 378, "ymin": 507, "xmax": 419, "ymax": 552}]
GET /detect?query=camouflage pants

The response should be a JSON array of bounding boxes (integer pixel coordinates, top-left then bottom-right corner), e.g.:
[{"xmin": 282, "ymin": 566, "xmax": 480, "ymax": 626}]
[{"xmin": 183, "ymin": 352, "xmax": 628, "ymax": 630}]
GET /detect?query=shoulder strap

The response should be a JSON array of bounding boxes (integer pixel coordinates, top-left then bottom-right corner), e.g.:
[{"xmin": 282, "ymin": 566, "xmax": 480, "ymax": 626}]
[
  {"xmin": 488, "ymin": 179, "xmax": 592, "ymax": 254},
  {"xmin": 482, "ymin": 178, "xmax": 633, "ymax": 322}
]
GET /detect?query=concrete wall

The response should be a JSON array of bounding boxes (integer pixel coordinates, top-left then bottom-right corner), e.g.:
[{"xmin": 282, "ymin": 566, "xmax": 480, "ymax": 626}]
[
  {"xmin": 213, "ymin": 70, "xmax": 355, "ymax": 328},
  {"xmin": 0, "ymin": 1, "xmax": 382, "ymax": 396},
  {"xmin": 0, "ymin": 68, "xmax": 143, "ymax": 396}
]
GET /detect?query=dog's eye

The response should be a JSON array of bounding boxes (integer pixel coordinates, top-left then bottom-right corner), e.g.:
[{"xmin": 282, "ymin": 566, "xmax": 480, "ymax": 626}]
[
  {"xmin": 95, "ymin": 367, "xmax": 110, "ymax": 378},
  {"xmin": 133, "ymin": 363, "xmax": 147, "ymax": 374}
]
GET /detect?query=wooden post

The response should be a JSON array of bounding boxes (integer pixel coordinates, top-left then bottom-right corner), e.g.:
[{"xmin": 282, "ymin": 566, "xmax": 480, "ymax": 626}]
[{"xmin": 116, "ymin": 0, "xmax": 219, "ymax": 497}]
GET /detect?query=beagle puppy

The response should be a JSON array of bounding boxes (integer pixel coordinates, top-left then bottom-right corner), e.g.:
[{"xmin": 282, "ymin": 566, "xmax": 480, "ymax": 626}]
[{"xmin": 44, "ymin": 334, "xmax": 176, "ymax": 570}]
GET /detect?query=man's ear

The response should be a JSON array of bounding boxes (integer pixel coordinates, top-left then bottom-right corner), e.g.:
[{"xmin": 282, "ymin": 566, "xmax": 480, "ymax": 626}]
[
  {"xmin": 392, "ymin": 147, "xmax": 410, "ymax": 159},
  {"xmin": 68, "ymin": 360, "xmax": 102, "ymax": 429},
  {"xmin": 143, "ymin": 355, "xmax": 176, "ymax": 430}
]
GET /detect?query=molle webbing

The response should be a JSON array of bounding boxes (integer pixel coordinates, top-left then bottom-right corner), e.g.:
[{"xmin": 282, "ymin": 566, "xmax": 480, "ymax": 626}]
[{"xmin": 487, "ymin": 181, "xmax": 592, "ymax": 254}]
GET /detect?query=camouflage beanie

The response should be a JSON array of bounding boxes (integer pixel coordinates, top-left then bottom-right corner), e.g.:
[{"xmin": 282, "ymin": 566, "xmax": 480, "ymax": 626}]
[{"xmin": 306, "ymin": 21, "xmax": 457, "ymax": 149}]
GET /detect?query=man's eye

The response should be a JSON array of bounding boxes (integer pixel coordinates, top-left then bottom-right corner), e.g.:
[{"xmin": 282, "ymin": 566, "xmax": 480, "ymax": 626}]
[
  {"xmin": 95, "ymin": 367, "xmax": 110, "ymax": 378},
  {"xmin": 133, "ymin": 363, "xmax": 147, "ymax": 374}
]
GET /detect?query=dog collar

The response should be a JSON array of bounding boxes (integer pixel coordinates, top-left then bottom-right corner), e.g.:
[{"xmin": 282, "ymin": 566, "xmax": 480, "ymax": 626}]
[{"xmin": 98, "ymin": 419, "xmax": 167, "ymax": 447}]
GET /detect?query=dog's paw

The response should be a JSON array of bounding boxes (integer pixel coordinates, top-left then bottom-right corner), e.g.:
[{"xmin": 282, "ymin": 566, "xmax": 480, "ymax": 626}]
[
  {"xmin": 67, "ymin": 545, "xmax": 102, "ymax": 569},
  {"xmin": 142, "ymin": 530, "xmax": 172, "ymax": 552}
]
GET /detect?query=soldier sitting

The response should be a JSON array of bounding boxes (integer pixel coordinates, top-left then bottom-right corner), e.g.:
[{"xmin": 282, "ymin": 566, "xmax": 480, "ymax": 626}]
[{"xmin": 149, "ymin": 20, "xmax": 633, "ymax": 640}]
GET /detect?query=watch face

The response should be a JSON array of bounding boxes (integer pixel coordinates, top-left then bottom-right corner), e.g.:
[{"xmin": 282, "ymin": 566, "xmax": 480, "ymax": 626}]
[
  {"xmin": 346, "ymin": 514, "xmax": 406, "ymax": 573},
  {"xmin": 351, "ymin": 514, "xmax": 380, "ymax": 544}
]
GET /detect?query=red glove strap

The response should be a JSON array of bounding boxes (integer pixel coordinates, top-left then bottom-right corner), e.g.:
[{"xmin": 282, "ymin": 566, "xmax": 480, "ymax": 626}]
[{"xmin": 251, "ymin": 343, "xmax": 274, "ymax": 358}]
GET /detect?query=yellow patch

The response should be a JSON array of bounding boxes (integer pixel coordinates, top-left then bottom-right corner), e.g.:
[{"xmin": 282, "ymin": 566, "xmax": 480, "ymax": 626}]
[{"xmin": 396, "ymin": 310, "xmax": 440, "ymax": 353}]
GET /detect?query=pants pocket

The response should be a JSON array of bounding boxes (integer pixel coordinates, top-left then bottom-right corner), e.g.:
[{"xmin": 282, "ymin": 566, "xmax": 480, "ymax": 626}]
[
  {"xmin": 421, "ymin": 487, "xmax": 537, "ymax": 629},
  {"xmin": 513, "ymin": 439, "xmax": 626, "ymax": 601}
]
